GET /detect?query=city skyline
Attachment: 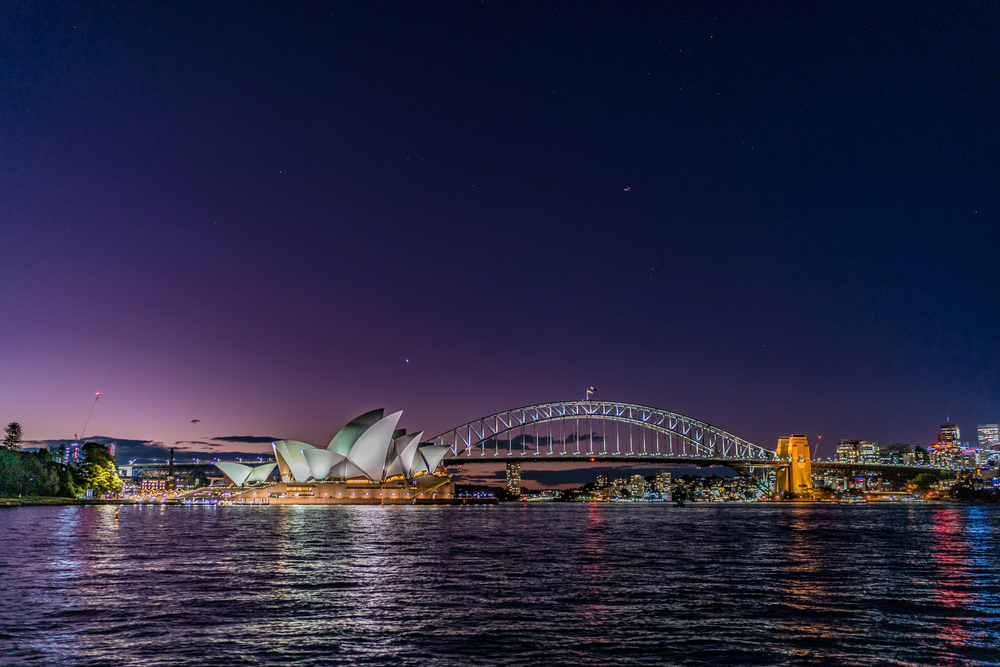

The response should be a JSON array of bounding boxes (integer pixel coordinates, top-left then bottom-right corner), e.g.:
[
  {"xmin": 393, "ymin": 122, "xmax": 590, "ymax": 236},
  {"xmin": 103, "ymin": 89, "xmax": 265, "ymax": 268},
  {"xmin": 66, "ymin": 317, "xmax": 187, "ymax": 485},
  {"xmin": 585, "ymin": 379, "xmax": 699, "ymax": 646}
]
[{"xmin": 2, "ymin": 3, "xmax": 997, "ymax": 467}]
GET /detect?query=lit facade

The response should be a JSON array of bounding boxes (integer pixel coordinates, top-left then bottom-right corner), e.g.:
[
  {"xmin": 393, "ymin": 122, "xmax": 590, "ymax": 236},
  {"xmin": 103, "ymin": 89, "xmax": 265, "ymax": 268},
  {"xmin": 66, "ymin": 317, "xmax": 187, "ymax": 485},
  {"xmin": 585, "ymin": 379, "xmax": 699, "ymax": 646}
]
[
  {"xmin": 776, "ymin": 434, "xmax": 813, "ymax": 494},
  {"xmin": 859, "ymin": 441, "xmax": 879, "ymax": 464},
  {"xmin": 226, "ymin": 475, "xmax": 455, "ymax": 505},
  {"xmin": 939, "ymin": 424, "xmax": 960, "ymax": 448},
  {"xmin": 654, "ymin": 470, "xmax": 672, "ymax": 495},
  {"xmin": 629, "ymin": 474, "xmax": 646, "ymax": 498},
  {"xmin": 506, "ymin": 462, "xmax": 521, "ymax": 496},
  {"xmin": 213, "ymin": 409, "xmax": 455, "ymax": 503},
  {"xmin": 978, "ymin": 424, "xmax": 998, "ymax": 453},
  {"xmin": 261, "ymin": 409, "xmax": 449, "ymax": 484},
  {"xmin": 836, "ymin": 439, "xmax": 860, "ymax": 463},
  {"xmin": 931, "ymin": 423, "xmax": 965, "ymax": 468}
]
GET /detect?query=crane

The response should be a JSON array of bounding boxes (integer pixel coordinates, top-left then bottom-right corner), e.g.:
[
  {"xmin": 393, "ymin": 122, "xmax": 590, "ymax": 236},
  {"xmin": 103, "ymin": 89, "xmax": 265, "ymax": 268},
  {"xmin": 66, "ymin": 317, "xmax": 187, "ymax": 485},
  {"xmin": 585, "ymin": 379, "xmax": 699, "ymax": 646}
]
[{"xmin": 75, "ymin": 392, "xmax": 101, "ymax": 442}]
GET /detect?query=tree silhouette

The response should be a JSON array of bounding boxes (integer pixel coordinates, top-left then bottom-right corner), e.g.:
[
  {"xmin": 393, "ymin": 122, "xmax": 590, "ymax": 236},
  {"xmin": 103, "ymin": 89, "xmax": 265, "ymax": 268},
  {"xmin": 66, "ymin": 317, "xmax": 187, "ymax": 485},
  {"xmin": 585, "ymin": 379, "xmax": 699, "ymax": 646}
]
[{"xmin": 3, "ymin": 423, "xmax": 22, "ymax": 451}]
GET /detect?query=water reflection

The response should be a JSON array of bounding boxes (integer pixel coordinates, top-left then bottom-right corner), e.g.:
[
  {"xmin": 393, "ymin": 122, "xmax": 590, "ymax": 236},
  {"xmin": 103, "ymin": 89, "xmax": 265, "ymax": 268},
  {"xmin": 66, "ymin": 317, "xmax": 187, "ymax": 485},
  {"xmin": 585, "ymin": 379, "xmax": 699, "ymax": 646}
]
[{"xmin": 2, "ymin": 504, "xmax": 1000, "ymax": 666}]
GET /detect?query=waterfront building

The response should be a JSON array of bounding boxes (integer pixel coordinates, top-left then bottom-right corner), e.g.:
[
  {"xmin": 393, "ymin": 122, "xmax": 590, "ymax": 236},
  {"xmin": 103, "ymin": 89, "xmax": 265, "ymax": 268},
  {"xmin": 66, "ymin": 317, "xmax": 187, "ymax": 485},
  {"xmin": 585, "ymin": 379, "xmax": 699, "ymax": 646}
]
[
  {"xmin": 596, "ymin": 473, "xmax": 609, "ymax": 489},
  {"xmin": 930, "ymin": 424, "xmax": 965, "ymax": 469},
  {"xmin": 506, "ymin": 462, "xmax": 522, "ymax": 497},
  {"xmin": 813, "ymin": 471, "xmax": 845, "ymax": 491},
  {"xmin": 859, "ymin": 441, "xmax": 879, "ymax": 464},
  {"xmin": 266, "ymin": 409, "xmax": 447, "ymax": 484},
  {"xmin": 654, "ymin": 470, "xmax": 672, "ymax": 496},
  {"xmin": 214, "ymin": 409, "xmax": 457, "ymax": 504},
  {"xmin": 630, "ymin": 474, "xmax": 646, "ymax": 499},
  {"xmin": 836, "ymin": 440, "xmax": 861, "ymax": 464}
]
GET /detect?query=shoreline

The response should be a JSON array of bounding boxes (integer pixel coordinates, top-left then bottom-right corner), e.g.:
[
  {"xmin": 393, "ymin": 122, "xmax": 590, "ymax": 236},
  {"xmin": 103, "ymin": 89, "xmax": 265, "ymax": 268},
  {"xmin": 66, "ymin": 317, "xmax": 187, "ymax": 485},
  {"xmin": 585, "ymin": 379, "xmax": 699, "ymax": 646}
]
[
  {"xmin": 2, "ymin": 497, "xmax": 994, "ymax": 508},
  {"xmin": 0, "ymin": 497, "xmax": 135, "ymax": 507}
]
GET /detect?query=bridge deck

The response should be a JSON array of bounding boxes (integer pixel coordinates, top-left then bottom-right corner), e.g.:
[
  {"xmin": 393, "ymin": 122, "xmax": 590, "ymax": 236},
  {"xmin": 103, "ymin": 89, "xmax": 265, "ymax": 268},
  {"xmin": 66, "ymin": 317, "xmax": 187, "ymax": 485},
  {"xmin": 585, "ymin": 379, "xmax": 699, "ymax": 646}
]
[
  {"xmin": 445, "ymin": 453, "xmax": 782, "ymax": 467},
  {"xmin": 444, "ymin": 453, "xmax": 938, "ymax": 474}
]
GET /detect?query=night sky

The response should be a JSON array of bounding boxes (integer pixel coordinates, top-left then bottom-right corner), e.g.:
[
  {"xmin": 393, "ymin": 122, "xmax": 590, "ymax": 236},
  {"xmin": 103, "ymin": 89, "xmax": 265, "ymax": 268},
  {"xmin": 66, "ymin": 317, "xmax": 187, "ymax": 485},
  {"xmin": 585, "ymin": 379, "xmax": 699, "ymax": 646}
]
[{"xmin": 2, "ymin": 3, "xmax": 997, "ymax": 483}]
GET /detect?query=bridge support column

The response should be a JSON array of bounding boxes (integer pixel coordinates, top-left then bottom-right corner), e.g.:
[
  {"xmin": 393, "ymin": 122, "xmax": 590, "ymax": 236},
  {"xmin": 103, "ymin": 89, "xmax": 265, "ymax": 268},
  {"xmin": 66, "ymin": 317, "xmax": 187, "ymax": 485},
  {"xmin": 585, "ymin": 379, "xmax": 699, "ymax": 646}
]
[{"xmin": 775, "ymin": 435, "xmax": 813, "ymax": 497}]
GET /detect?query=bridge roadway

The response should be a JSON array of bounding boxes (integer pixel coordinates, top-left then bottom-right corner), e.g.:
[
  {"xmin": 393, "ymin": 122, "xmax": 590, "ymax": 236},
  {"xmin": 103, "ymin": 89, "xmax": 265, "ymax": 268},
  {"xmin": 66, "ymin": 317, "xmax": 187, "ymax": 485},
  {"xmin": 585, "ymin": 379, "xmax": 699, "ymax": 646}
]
[
  {"xmin": 444, "ymin": 452, "xmax": 783, "ymax": 468},
  {"xmin": 443, "ymin": 452, "xmax": 940, "ymax": 476}
]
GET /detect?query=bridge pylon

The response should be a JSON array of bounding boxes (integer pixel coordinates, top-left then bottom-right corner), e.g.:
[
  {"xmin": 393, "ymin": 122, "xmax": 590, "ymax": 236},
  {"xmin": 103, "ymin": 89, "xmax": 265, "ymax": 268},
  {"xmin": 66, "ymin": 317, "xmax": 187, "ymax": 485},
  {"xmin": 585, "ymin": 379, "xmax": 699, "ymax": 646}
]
[{"xmin": 775, "ymin": 435, "xmax": 813, "ymax": 496}]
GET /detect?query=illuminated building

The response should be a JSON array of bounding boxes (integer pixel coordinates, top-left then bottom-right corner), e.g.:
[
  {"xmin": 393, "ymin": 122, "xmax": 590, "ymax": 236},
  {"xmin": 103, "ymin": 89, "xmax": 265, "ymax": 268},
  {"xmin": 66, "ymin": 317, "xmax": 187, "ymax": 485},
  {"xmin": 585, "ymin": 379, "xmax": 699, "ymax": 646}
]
[
  {"xmin": 215, "ymin": 409, "xmax": 455, "ymax": 504},
  {"xmin": 939, "ymin": 424, "xmax": 960, "ymax": 449},
  {"xmin": 859, "ymin": 441, "xmax": 879, "ymax": 464},
  {"xmin": 264, "ymin": 409, "xmax": 448, "ymax": 484},
  {"xmin": 878, "ymin": 443, "xmax": 914, "ymax": 465},
  {"xmin": 506, "ymin": 462, "xmax": 521, "ymax": 496},
  {"xmin": 630, "ymin": 474, "xmax": 646, "ymax": 499},
  {"xmin": 979, "ymin": 424, "xmax": 999, "ymax": 454},
  {"xmin": 930, "ymin": 423, "xmax": 966, "ymax": 468},
  {"xmin": 836, "ymin": 439, "xmax": 860, "ymax": 464},
  {"xmin": 654, "ymin": 470, "xmax": 672, "ymax": 494}
]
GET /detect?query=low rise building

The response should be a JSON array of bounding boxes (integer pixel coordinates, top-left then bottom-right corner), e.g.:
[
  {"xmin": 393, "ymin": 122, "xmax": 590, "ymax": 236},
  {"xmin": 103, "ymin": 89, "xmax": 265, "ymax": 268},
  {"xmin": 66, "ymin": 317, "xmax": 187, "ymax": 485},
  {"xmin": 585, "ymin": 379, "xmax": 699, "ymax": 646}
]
[{"xmin": 836, "ymin": 440, "xmax": 861, "ymax": 464}]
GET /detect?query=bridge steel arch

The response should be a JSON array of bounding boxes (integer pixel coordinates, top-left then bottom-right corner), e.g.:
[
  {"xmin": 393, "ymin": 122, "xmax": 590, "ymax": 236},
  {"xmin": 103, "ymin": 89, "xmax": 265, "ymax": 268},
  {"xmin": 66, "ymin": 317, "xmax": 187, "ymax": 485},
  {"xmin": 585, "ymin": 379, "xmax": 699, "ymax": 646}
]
[{"xmin": 429, "ymin": 400, "xmax": 776, "ymax": 463}]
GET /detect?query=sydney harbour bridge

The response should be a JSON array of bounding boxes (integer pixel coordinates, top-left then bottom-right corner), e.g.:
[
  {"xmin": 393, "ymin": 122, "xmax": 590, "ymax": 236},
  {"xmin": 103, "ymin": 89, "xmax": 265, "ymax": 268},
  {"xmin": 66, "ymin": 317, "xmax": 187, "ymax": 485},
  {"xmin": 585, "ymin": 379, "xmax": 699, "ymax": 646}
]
[{"xmin": 429, "ymin": 400, "xmax": 937, "ymax": 491}]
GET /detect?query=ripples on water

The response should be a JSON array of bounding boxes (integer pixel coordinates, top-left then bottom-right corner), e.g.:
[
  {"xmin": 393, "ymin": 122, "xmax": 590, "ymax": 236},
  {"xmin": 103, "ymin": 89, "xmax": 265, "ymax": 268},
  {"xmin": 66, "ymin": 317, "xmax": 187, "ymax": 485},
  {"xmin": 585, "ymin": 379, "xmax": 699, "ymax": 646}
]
[{"xmin": 1, "ymin": 503, "xmax": 999, "ymax": 666}]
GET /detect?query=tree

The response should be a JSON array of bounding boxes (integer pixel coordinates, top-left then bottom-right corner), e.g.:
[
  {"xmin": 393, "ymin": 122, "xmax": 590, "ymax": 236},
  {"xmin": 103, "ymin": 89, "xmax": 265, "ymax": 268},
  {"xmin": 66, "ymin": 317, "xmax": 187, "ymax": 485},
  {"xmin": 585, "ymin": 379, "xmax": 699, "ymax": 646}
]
[
  {"xmin": 3, "ymin": 422, "xmax": 22, "ymax": 450},
  {"xmin": 82, "ymin": 442, "xmax": 115, "ymax": 467},
  {"xmin": 82, "ymin": 442, "xmax": 123, "ymax": 496}
]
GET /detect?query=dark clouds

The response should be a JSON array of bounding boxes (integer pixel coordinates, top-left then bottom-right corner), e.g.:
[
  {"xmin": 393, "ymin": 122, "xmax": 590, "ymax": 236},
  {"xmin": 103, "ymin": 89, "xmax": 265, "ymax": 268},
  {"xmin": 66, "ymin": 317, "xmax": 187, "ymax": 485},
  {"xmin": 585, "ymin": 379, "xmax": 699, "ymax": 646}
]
[
  {"xmin": 22, "ymin": 435, "xmax": 278, "ymax": 462},
  {"xmin": 24, "ymin": 436, "xmax": 172, "ymax": 461},
  {"xmin": 211, "ymin": 436, "xmax": 280, "ymax": 444}
]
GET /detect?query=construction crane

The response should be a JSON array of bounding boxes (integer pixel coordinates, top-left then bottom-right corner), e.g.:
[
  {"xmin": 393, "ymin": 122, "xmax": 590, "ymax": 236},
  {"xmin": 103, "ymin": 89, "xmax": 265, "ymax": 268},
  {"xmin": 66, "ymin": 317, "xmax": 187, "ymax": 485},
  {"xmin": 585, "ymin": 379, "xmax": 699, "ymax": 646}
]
[{"xmin": 75, "ymin": 392, "xmax": 101, "ymax": 442}]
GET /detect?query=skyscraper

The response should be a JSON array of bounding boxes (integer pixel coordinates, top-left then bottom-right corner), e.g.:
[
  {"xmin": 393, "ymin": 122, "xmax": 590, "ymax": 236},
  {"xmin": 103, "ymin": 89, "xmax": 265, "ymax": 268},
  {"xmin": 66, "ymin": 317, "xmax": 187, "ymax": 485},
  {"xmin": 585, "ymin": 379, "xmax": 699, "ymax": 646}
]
[
  {"xmin": 978, "ymin": 424, "xmax": 999, "ymax": 452},
  {"xmin": 939, "ymin": 424, "xmax": 960, "ymax": 448},
  {"xmin": 505, "ymin": 462, "xmax": 521, "ymax": 497},
  {"xmin": 931, "ymin": 424, "xmax": 964, "ymax": 468}
]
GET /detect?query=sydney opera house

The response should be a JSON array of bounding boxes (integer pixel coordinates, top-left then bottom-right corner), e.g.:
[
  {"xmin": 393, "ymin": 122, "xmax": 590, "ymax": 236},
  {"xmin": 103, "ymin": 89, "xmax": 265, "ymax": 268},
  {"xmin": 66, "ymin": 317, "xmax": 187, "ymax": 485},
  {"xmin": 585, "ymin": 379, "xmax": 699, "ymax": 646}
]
[{"xmin": 214, "ymin": 409, "xmax": 456, "ymax": 504}]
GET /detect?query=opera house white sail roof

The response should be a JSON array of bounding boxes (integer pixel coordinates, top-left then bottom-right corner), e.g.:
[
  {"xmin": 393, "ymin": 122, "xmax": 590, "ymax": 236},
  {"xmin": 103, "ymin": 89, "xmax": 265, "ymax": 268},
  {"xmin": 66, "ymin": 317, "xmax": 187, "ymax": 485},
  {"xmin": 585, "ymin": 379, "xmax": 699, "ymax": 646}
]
[
  {"xmin": 214, "ymin": 462, "xmax": 277, "ymax": 487},
  {"xmin": 215, "ymin": 409, "xmax": 451, "ymax": 486}
]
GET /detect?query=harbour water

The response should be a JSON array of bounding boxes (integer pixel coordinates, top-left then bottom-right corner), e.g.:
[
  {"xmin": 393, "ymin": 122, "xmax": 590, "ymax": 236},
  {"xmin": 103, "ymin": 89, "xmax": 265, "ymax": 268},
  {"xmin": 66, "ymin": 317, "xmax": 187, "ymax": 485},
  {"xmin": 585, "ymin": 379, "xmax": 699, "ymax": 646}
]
[{"xmin": 2, "ymin": 503, "xmax": 998, "ymax": 666}]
